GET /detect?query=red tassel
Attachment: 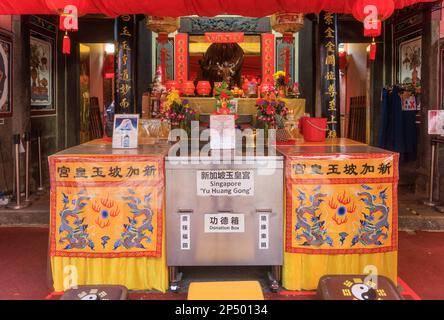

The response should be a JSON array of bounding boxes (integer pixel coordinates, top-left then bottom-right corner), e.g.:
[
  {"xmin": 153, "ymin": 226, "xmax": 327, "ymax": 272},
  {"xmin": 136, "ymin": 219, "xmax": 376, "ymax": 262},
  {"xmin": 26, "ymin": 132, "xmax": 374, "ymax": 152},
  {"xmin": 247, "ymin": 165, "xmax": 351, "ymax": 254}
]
[
  {"xmin": 282, "ymin": 33, "xmax": 294, "ymax": 44},
  {"xmin": 63, "ymin": 32, "xmax": 70, "ymax": 55},
  {"xmin": 369, "ymin": 42, "xmax": 376, "ymax": 61},
  {"xmin": 157, "ymin": 33, "xmax": 169, "ymax": 44}
]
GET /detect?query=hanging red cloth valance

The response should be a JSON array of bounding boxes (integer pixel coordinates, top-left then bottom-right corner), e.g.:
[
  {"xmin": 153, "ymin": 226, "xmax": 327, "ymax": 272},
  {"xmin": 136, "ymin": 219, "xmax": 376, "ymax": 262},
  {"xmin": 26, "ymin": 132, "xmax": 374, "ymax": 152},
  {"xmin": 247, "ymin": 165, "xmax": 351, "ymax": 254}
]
[{"xmin": 0, "ymin": 0, "xmax": 436, "ymax": 17}]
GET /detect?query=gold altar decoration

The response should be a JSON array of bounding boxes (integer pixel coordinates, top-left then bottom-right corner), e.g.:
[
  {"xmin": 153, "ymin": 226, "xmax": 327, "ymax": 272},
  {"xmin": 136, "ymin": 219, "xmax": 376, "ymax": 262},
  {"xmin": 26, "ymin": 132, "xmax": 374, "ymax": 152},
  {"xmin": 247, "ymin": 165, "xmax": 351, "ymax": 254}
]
[
  {"xmin": 271, "ymin": 13, "xmax": 304, "ymax": 34},
  {"xmin": 185, "ymin": 97, "xmax": 305, "ymax": 126},
  {"xmin": 145, "ymin": 16, "xmax": 180, "ymax": 34}
]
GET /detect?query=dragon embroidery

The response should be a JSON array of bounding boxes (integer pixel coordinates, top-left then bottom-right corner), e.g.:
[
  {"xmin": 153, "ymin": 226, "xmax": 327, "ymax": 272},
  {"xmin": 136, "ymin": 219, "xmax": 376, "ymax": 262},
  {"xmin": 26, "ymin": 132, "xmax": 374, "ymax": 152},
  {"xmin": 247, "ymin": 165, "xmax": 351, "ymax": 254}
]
[
  {"xmin": 351, "ymin": 185, "xmax": 390, "ymax": 246},
  {"xmin": 295, "ymin": 187, "xmax": 333, "ymax": 247},
  {"xmin": 113, "ymin": 189, "xmax": 155, "ymax": 250},
  {"xmin": 58, "ymin": 189, "xmax": 95, "ymax": 250}
]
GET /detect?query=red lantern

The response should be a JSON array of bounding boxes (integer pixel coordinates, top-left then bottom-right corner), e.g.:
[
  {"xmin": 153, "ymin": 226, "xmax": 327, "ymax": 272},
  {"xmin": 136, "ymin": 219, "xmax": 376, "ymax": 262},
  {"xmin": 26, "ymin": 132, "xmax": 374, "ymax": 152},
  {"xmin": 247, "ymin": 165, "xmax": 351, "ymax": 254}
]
[
  {"xmin": 103, "ymin": 53, "xmax": 114, "ymax": 79},
  {"xmin": 352, "ymin": 0, "xmax": 395, "ymax": 61},
  {"xmin": 44, "ymin": 2, "xmax": 84, "ymax": 54}
]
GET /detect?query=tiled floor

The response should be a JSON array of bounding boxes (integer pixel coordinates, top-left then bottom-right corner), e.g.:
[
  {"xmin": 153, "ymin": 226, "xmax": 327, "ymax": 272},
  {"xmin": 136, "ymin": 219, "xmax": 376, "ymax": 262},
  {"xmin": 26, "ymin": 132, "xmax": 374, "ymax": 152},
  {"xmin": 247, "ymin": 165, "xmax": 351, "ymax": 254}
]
[{"xmin": 0, "ymin": 227, "xmax": 443, "ymax": 300}]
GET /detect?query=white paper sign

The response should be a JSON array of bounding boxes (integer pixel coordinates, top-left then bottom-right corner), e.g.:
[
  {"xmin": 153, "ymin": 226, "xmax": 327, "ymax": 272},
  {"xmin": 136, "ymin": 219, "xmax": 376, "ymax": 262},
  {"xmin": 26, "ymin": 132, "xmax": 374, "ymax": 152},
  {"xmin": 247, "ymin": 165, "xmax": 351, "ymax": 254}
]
[
  {"xmin": 204, "ymin": 213, "xmax": 245, "ymax": 233},
  {"xmin": 210, "ymin": 115, "xmax": 235, "ymax": 149},
  {"xmin": 428, "ymin": 110, "xmax": 444, "ymax": 135},
  {"xmin": 197, "ymin": 170, "xmax": 254, "ymax": 196},
  {"xmin": 112, "ymin": 114, "xmax": 139, "ymax": 148}
]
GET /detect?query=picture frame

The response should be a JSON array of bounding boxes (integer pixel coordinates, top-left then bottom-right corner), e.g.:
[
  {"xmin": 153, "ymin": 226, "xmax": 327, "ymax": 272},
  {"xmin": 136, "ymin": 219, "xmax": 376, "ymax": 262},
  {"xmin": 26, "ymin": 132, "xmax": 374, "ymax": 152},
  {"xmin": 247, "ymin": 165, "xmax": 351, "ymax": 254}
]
[
  {"xmin": 394, "ymin": 30, "xmax": 422, "ymax": 85},
  {"xmin": 0, "ymin": 31, "xmax": 12, "ymax": 117},
  {"xmin": 112, "ymin": 114, "xmax": 140, "ymax": 149},
  {"xmin": 30, "ymin": 31, "xmax": 56, "ymax": 115}
]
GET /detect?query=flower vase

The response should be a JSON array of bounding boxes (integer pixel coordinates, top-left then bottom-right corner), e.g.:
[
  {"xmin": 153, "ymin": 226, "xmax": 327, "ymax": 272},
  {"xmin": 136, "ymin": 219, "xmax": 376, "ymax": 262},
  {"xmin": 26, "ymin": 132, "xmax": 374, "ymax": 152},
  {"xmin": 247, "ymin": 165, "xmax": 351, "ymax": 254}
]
[
  {"xmin": 180, "ymin": 121, "xmax": 191, "ymax": 137},
  {"xmin": 264, "ymin": 123, "xmax": 276, "ymax": 141}
]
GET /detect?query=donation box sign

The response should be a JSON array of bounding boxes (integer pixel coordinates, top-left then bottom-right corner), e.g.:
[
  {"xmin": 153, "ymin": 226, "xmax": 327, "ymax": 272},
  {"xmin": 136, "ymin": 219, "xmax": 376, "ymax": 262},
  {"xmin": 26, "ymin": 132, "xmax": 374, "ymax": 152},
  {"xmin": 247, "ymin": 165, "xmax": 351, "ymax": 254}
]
[{"xmin": 204, "ymin": 213, "xmax": 245, "ymax": 233}]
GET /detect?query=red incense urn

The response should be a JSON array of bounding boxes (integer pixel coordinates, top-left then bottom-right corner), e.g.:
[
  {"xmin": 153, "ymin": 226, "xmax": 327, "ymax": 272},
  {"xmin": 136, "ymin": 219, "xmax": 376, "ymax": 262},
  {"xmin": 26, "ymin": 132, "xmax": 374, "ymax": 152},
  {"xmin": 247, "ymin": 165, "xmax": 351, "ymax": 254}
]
[
  {"xmin": 165, "ymin": 80, "xmax": 181, "ymax": 93},
  {"xmin": 196, "ymin": 81, "xmax": 211, "ymax": 96},
  {"xmin": 181, "ymin": 80, "xmax": 195, "ymax": 96}
]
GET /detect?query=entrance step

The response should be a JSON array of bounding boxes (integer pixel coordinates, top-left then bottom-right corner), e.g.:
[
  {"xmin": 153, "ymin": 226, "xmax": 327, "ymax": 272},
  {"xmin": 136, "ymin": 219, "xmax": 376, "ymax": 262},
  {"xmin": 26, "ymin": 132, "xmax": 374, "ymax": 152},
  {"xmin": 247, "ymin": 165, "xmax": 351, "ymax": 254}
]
[
  {"xmin": 399, "ymin": 199, "xmax": 444, "ymax": 231},
  {"xmin": 0, "ymin": 193, "xmax": 49, "ymax": 226}
]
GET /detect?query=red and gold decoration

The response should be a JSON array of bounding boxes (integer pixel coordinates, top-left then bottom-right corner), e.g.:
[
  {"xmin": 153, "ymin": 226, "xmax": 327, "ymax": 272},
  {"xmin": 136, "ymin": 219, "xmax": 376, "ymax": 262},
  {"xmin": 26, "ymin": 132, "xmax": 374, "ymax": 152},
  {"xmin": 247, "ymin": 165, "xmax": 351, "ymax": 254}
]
[
  {"xmin": 49, "ymin": 155, "xmax": 164, "ymax": 258},
  {"xmin": 0, "ymin": 0, "xmax": 435, "ymax": 17},
  {"xmin": 181, "ymin": 80, "xmax": 196, "ymax": 96},
  {"xmin": 146, "ymin": 16, "xmax": 179, "ymax": 81},
  {"xmin": 204, "ymin": 32, "xmax": 244, "ymax": 43},
  {"xmin": 272, "ymin": 14, "xmax": 299, "ymax": 85},
  {"xmin": 175, "ymin": 33, "xmax": 188, "ymax": 86},
  {"xmin": 271, "ymin": 12, "xmax": 304, "ymax": 44},
  {"xmin": 196, "ymin": 81, "xmax": 211, "ymax": 96},
  {"xmin": 352, "ymin": 0, "xmax": 395, "ymax": 60},
  {"xmin": 285, "ymin": 153, "xmax": 398, "ymax": 254},
  {"xmin": 58, "ymin": 4, "xmax": 78, "ymax": 54},
  {"xmin": 212, "ymin": 81, "xmax": 238, "ymax": 118},
  {"xmin": 261, "ymin": 33, "xmax": 275, "ymax": 86}
]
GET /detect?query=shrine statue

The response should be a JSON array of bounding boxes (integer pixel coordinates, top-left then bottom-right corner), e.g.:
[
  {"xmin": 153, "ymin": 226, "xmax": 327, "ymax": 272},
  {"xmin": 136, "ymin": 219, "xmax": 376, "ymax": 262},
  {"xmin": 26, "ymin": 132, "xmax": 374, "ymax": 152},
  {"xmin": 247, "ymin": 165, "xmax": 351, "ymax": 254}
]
[
  {"xmin": 216, "ymin": 61, "xmax": 236, "ymax": 85},
  {"xmin": 198, "ymin": 43, "xmax": 244, "ymax": 88}
]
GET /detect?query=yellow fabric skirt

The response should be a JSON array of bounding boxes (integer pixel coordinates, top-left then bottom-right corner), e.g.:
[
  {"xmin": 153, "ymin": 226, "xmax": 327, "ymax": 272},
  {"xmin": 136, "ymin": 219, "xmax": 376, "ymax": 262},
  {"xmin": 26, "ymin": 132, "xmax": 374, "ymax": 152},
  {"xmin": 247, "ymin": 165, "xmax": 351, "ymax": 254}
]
[
  {"xmin": 282, "ymin": 251, "xmax": 398, "ymax": 291},
  {"xmin": 51, "ymin": 196, "xmax": 169, "ymax": 293}
]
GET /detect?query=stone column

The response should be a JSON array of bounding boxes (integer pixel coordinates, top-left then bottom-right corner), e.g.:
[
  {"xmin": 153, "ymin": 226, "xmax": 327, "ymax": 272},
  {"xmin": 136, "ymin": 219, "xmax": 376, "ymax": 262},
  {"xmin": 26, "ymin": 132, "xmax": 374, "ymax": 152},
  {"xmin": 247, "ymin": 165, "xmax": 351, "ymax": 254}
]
[{"xmin": 418, "ymin": 4, "xmax": 441, "ymax": 199}]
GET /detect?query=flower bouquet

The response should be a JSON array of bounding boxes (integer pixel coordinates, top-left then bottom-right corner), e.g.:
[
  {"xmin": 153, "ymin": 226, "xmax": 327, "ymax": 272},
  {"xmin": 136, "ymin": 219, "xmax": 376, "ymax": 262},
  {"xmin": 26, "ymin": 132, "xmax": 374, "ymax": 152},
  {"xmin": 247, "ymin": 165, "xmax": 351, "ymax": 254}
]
[
  {"xmin": 161, "ymin": 89, "xmax": 196, "ymax": 130},
  {"xmin": 256, "ymin": 92, "xmax": 292, "ymax": 141},
  {"xmin": 273, "ymin": 70, "xmax": 287, "ymax": 97}
]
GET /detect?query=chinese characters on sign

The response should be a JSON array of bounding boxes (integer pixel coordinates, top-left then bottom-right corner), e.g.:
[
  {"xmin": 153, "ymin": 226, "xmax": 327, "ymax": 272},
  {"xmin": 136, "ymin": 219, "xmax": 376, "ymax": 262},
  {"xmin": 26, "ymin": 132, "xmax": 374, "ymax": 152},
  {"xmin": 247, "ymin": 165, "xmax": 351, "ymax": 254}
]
[
  {"xmin": 258, "ymin": 213, "xmax": 269, "ymax": 250},
  {"xmin": 319, "ymin": 12, "xmax": 340, "ymax": 138},
  {"xmin": 204, "ymin": 213, "xmax": 245, "ymax": 233},
  {"xmin": 290, "ymin": 158, "xmax": 394, "ymax": 179},
  {"xmin": 180, "ymin": 214, "xmax": 191, "ymax": 250},
  {"xmin": 205, "ymin": 32, "xmax": 244, "ymax": 43},
  {"xmin": 261, "ymin": 33, "xmax": 275, "ymax": 84},
  {"xmin": 56, "ymin": 161, "xmax": 158, "ymax": 181},
  {"xmin": 175, "ymin": 33, "xmax": 188, "ymax": 85},
  {"xmin": 115, "ymin": 15, "xmax": 135, "ymax": 113},
  {"xmin": 197, "ymin": 170, "xmax": 254, "ymax": 196}
]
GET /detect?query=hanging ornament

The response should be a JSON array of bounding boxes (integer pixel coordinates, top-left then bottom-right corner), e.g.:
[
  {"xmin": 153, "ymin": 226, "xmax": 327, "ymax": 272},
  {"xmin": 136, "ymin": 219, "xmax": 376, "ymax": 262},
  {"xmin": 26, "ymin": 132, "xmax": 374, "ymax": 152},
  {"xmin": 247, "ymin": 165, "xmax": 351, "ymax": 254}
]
[
  {"xmin": 271, "ymin": 13, "xmax": 304, "ymax": 44},
  {"xmin": 59, "ymin": 5, "xmax": 78, "ymax": 55},
  {"xmin": 352, "ymin": 0, "xmax": 395, "ymax": 61},
  {"xmin": 145, "ymin": 16, "xmax": 179, "ymax": 34}
]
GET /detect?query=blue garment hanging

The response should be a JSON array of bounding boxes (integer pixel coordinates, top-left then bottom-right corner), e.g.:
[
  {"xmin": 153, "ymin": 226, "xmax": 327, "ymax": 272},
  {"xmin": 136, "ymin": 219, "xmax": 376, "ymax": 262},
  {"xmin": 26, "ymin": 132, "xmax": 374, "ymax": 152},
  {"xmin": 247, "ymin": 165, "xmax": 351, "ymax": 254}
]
[{"xmin": 379, "ymin": 85, "xmax": 417, "ymax": 161}]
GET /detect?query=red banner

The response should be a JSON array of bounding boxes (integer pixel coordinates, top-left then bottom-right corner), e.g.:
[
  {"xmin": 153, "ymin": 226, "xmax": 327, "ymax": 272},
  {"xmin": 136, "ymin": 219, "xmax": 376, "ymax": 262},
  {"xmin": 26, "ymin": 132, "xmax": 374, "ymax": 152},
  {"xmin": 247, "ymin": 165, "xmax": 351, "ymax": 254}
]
[
  {"xmin": 205, "ymin": 32, "xmax": 244, "ymax": 43},
  {"xmin": 175, "ymin": 33, "xmax": 188, "ymax": 84},
  {"xmin": 261, "ymin": 33, "xmax": 275, "ymax": 84}
]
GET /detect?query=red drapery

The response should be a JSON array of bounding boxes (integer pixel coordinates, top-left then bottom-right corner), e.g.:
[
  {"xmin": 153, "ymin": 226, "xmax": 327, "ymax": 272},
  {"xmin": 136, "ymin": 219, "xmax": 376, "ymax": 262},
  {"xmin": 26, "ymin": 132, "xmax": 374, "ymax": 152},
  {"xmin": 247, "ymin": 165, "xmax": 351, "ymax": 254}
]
[{"xmin": 0, "ymin": 0, "xmax": 436, "ymax": 16}]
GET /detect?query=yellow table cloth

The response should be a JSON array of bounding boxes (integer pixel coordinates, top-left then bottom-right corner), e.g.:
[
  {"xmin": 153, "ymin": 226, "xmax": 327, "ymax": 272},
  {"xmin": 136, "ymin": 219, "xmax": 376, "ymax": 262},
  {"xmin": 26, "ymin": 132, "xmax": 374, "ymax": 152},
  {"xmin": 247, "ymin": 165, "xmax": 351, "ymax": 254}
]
[
  {"xmin": 48, "ymin": 143, "xmax": 170, "ymax": 292},
  {"xmin": 278, "ymin": 140, "xmax": 399, "ymax": 291}
]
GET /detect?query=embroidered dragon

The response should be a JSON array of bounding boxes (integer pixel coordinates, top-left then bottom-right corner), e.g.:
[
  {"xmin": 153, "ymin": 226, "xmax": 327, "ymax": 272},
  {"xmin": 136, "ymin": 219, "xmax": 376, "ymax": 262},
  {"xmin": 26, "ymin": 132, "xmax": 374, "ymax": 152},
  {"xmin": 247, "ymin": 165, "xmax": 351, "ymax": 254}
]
[
  {"xmin": 113, "ymin": 189, "xmax": 155, "ymax": 250},
  {"xmin": 351, "ymin": 185, "xmax": 390, "ymax": 247},
  {"xmin": 58, "ymin": 189, "xmax": 95, "ymax": 250},
  {"xmin": 295, "ymin": 187, "xmax": 333, "ymax": 247}
]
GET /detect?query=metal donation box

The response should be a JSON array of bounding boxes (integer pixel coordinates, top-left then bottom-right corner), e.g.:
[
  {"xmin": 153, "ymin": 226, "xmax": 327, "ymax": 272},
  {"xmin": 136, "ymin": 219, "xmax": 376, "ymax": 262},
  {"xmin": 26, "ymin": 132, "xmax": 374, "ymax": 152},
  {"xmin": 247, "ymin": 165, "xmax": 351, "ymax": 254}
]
[{"xmin": 166, "ymin": 143, "xmax": 284, "ymax": 291}]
